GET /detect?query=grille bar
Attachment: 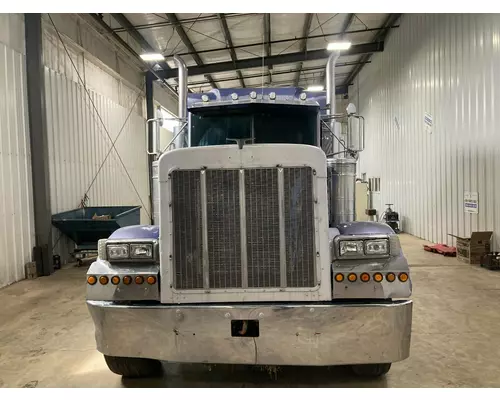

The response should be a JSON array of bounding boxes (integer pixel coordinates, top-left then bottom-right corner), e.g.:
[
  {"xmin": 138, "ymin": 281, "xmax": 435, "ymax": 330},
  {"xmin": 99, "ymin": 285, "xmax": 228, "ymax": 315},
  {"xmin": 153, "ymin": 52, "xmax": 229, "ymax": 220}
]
[
  {"xmin": 239, "ymin": 169, "xmax": 248, "ymax": 288},
  {"xmin": 277, "ymin": 168, "xmax": 287, "ymax": 288},
  {"xmin": 200, "ymin": 170, "xmax": 210, "ymax": 289}
]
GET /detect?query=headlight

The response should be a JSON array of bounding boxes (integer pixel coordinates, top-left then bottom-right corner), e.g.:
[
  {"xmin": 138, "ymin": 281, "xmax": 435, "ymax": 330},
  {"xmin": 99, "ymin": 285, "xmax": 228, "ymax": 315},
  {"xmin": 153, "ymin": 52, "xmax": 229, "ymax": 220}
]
[
  {"xmin": 365, "ymin": 239, "xmax": 389, "ymax": 255},
  {"xmin": 100, "ymin": 240, "xmax": 157, "ymax": 262},
  {"xmin": 339, "ymin": 240, "xmax": 364, "ymax": 256},
  {"xmin": 107, "ymin": 244, "xmax": 129, "ymax": 260},
  {"xmin": 130, "ymin": 243, "xmax": 153, "ymax": 259}
]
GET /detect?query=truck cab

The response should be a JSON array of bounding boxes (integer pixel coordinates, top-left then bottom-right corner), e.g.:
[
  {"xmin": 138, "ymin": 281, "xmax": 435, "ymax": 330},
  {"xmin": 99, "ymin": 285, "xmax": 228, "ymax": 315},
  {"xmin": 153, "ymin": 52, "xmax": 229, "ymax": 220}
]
[{"xmin": 85, "ymin": 53, "xmax": 412, "ymax": 379}]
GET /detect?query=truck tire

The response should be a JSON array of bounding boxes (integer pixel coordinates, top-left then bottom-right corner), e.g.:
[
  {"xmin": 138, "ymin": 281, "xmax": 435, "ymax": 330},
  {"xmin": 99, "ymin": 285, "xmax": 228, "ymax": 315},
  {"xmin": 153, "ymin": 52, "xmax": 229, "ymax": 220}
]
[
  {"xmin": 104, "ymin": 355, "xmax": 162, "ymax": 378},
  {"xmin": 351, "ymin": 363, "xmax": 391, "ymax": 377}
]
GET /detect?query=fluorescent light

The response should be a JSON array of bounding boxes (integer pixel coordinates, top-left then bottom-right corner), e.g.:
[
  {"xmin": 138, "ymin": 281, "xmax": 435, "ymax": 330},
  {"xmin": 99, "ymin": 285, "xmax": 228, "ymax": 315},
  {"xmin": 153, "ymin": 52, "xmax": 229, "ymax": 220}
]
[
  {"xmin": 307, "ymin": 85, "xmax": 324, "ymax": 92},
  {"xmin": 327, "ymin": 41, "xmax": 352, "ymax": 51},
  {"xmin": 140, "ymin": 53, "xmax": 165, "ymax": 61}
]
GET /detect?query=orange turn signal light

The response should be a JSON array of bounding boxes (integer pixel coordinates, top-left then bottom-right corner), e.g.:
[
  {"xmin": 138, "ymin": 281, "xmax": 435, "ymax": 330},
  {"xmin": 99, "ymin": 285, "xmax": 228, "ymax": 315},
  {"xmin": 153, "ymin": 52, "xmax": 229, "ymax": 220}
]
[
  {"xmin": 111, "ymin": 276, "xmax": 120, "ymax": 285},
  {"xmin": 334, "ymin": 273, "xmax": 344, "ymax": 282},
  {"xmin": 99, "ymin": 276, "xmax": 109, "ymax": 285},
  {"xmin": 398, "ymin": 272, "xmax": 409, "ymax": 282},
  {"xmin": 147, "ymin": 276, "xmax": 157, "ymax": 285},
  {"xmin": 87, "ymin": 276, "xmax": 97, "ymax": 285},
  {"xmin": 135, "ymin": 276, "xmax": 144, "ymax": 285},
  {"xmin": 123, "ymin": 276, "xmax": 132, "ymax": 285},
  {"xmin": 360, "ymin": 273, "xmax": 370, "ymax": 282},
  {"xmin": 347, "ymin": 273, "xmax": 357, "ymax": 282},
  {"xmin": 373, "ymin": 272, "xmax": 383, "ymax": 282},
  {"xmin": 386, "ymin": 272, "xmax": 396, "ymax": 282}
]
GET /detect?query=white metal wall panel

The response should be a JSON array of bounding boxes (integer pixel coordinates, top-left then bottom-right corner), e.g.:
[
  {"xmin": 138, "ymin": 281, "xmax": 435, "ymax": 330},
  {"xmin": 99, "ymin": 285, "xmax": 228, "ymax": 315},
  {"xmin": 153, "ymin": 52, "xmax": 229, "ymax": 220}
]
[
  {"xmin": 350, "ymin": 13, "xmax": 500, "ymax": 249},
  {"xmin": 0, "ymin": 41, "xmax": 35, "ymax": 288},
  {"xmin": 45, "ymin": 68, "xmax": 151, "ymax": 262}
]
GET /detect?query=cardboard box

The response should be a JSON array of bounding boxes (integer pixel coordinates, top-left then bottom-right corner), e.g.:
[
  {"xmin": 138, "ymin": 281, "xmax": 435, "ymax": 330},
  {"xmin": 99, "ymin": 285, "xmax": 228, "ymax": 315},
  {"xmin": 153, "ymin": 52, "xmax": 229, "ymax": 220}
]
[{"xmin": 448, "ymin": 231, "xmax": 493, "ymax": 264}]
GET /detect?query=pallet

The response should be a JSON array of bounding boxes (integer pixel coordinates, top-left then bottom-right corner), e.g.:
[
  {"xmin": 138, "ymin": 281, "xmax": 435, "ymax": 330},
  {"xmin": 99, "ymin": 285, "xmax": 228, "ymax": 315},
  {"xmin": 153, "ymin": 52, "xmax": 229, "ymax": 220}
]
[{"xmin": 423, "ymin": 243, "xmax": 457, "ymax": 257}]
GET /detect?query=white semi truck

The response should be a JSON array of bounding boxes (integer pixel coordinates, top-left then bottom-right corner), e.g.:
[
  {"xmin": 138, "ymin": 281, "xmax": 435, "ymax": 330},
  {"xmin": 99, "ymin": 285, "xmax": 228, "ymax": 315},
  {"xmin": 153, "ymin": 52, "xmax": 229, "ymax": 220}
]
[{"xmin": 86, "ymin": 51, "xmax": 412, "ymax": 379}]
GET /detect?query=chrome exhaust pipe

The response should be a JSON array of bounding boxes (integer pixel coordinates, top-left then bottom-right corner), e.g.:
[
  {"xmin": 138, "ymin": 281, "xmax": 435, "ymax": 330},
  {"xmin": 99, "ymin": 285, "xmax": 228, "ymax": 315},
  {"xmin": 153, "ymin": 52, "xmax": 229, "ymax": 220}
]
[{"xmin": 173, "ymin": 54, "xmax": 187, "ymax": 148}]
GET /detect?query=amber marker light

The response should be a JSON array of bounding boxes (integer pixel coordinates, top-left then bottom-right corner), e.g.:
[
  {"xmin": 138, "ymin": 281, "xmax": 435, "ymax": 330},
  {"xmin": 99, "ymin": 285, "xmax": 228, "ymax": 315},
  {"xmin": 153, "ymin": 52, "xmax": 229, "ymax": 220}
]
[
  {"xmin": 123, "ymin": 276, "xmax": 132, "ymax": 285},
  {"xmin": 99, "ymin": 276, "xmax": 109, "ymax": 285},
  {"xmin": 147, "ymin": 276, "xmax": 157, "ymax": 285},
  {"xmin": 334, "ymin": 273, "xmax": 344, "ymax": 282},
  {"xmin": 360, "ymin": 273, "xmax": 370, "ymax": 282},
  {"xmin": 399, "ymin": 272, "xmax": 409, "ymax": 282},
  {"xmin": 111, "ymin": 276, "xmax": 120, "ymax": 285},
  {"xmin": 373, "ymin": 273, "xmax": 383, "ymax": 282},
  {"xmin": 135, "ymin": 276, "xmax": 144, "ymax": 285},
  {"xmin": 347, "ymin": 273, "xmax": 357, "ymax": 282},
  {"xmin": 87, "ymin": 276, "xmax": 97, "ymax": 285},
  {"xmin": 386, "ymin": 272, "xmax": 396, "ymax": 282}
]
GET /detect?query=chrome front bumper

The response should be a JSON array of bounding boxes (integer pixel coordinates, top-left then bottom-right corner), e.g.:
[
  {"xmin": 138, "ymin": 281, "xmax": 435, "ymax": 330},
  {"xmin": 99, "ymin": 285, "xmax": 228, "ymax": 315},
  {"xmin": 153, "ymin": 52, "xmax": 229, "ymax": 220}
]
[{"xmin": 87, "ymin": 300, "xmax": 412, "ymax": 366}]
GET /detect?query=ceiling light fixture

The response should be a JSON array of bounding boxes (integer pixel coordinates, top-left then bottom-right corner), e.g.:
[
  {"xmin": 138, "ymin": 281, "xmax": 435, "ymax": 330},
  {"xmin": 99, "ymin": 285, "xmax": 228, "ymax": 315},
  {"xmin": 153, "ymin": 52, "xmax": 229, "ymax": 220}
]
[
  {"xmin": 306, "ymin": 85, "xmax": 324, "ymax": 92},
  {"xmin": 327, "ymin": 41, "xmax": 352, "ymax": 51},
  {"xmin": 140, "ymin": 53, "xmax": 165, "ymax": 61}
]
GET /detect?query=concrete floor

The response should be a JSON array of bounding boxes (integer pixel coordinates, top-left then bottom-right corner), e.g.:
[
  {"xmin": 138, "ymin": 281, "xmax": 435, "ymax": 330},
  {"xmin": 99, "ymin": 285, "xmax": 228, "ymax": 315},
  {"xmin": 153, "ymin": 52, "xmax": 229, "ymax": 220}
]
[{"xmin": 1, "ymin": 233, "xmax": 500, "ymax": 388}]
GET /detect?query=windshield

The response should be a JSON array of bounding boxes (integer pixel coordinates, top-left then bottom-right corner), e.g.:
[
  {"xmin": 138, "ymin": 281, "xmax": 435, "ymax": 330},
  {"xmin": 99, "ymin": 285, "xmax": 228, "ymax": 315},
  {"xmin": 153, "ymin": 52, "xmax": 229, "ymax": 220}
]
[{"xmin": 190, "ymin": 103, "xmax": 318, "ymax": 147}]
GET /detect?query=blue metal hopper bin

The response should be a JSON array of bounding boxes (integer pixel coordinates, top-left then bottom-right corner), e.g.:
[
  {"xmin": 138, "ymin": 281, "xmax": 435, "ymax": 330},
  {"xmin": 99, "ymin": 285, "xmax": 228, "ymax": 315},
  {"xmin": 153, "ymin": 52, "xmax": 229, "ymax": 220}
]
[{"xmin": 51, "ymin": 206, "xmax": 141, "ymax": 265}]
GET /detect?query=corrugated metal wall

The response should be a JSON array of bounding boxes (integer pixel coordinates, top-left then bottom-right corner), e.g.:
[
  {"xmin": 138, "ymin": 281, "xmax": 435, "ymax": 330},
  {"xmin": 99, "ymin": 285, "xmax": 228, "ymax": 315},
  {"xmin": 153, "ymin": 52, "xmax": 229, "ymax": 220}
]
[
  {"xmin": 43, "ymin": 27, "xmax": 151, "ymax": 262},
  {"xmin": 0, "ymin": 21, "xmax": 35, "ymax": 288},
  {"xmin": 350, "ymin": 13, "xmax": 500, "ymax": 248}
]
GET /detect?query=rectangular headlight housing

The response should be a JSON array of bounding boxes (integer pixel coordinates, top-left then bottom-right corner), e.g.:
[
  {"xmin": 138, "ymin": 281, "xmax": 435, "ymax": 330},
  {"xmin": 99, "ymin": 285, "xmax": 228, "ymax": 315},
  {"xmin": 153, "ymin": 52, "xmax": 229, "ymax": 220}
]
[
  {"xmin": 130, "ymin": 243, "xmax": 153, "ymax": 259},
  {"xmin": 107, "ymin": 244, "xmax": 129, "ymax": 260},
  {"xmin": 365, "ymin": 239, "xmax": 389, "ymax": 255},
  {"xmin": 339, "ymin": 240, "xmax": 364, "ymax": 256}
]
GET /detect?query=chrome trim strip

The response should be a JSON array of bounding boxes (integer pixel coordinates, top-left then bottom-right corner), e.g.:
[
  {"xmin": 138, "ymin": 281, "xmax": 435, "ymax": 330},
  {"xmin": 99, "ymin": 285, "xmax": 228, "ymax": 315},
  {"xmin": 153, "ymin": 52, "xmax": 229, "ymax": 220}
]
[
  {"xmin": 200, "ymin": 169, "xmax": 210, "ymax": 289},
  {"xmin": 239, "ymin": 169, "xmax": 248, "ymax": 288},
  {"xmin": 277, "ymin": 167, "xmax": 287, "ymax": 288}
]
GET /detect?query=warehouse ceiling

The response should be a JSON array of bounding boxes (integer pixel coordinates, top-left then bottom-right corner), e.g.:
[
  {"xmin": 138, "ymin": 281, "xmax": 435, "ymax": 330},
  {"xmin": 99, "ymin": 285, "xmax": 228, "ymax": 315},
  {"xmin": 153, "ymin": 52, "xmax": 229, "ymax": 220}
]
[{"xmin": 94, "ymin": 13, "xmax": 401, "ymax": 94}]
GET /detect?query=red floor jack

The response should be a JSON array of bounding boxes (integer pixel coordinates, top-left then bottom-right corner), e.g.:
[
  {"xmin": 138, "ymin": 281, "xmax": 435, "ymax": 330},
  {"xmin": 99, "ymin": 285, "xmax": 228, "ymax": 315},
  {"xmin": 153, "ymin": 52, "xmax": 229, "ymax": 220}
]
[{"xmin": 423, "ymin": 243, "xmax": 457, "ymax": 257}]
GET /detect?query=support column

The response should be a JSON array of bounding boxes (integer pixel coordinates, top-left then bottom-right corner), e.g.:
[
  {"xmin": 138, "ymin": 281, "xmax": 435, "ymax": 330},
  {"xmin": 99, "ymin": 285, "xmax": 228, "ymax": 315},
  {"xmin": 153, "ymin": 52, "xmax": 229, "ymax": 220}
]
[
  {"xmin": 25, "ymin": 13, "xmax": 53, "ymax": 276},
  {"xmin": 146, "ymin": 71, "xmax": 155, "ymax": 225}
]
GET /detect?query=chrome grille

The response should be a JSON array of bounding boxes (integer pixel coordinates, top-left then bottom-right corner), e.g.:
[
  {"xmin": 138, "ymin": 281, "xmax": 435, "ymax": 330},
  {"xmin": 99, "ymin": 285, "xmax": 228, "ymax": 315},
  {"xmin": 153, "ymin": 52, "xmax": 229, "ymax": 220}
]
[
  {"xmin": 206, "ymin": 170, "xmax": 242, "ymax": 288},
  {"xmin": 245, "ymin": 168, "xmax": 281, "ymax": 288},
  {"xmin": 284, "ymin": 168, "xmax": 315, "ymax": 287},
  {"xmin": 171, "ymin": 170, "xmax": 203, "ymax": 289},
  {"xmin": 171, "ymin": 167, "xmax": 316, "ymax": 290}
]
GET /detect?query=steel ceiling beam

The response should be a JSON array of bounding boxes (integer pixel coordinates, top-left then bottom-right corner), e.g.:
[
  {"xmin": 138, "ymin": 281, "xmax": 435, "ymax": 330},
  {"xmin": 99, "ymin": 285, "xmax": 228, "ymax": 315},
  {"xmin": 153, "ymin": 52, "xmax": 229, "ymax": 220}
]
[
  {"xmin": 88, "ymin": 14, "xmax": 177, "ymax": 95},
  {"xmin": 165, "ymin": 13, "xmax": 218, "ymax": 89},
  {"xmin": 340, "ymin": 13, "xmax": 356, "ymax": 39},
  {"xmin": 344, "ymin": 13, "xmax": 402, "ymax": 87},
  {"xmin": 186, "ymin": 64, "xmax": 355, "ymax": 86},
  {"xmin": 110, "ymin": 13, "xmax": 172, "ymax": 72},
  {"xmin": 173, "ymin": 25, "xmax": 398, "ymax": 58},
  {"xmin": 293, "ymin": 13, "xmax": 313, "ymax": 87},
  {"xmin": 112, "ymin": 13, "xmax": 259, "ymax": 33},
  {"xmin": 155, "ymin": 41, "xmax": 383, "ymax": 80},
  {"xmin": 218, "ymin": 14, "xmax": 246, "ymax": 88}
]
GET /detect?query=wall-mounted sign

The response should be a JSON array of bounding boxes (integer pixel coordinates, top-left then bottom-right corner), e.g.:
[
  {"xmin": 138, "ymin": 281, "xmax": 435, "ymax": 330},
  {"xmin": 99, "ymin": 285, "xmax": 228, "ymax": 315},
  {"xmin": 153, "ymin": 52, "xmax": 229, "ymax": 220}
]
[{"xmin": 464, "ymin": 191, "xmax": 478, "ymax": 214}]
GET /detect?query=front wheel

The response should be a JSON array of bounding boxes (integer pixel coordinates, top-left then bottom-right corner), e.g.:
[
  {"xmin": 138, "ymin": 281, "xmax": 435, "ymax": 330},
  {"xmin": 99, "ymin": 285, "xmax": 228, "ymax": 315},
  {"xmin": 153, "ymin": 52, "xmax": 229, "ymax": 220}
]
[
  {"xmin": 104, "ymin": 355, "xmax": 163, "ymax": 378},
  {"xmin": 351, "ymin": 363, "xmax": 391, "ymax": 377}
]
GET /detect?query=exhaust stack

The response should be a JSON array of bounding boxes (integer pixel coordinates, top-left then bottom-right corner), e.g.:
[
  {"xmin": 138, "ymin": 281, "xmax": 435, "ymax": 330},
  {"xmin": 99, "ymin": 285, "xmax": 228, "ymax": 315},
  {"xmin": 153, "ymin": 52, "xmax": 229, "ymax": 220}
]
[
  {"xmin": 172, "ymin": 55, "xmax": 188, "ymax": 148},
  {"xmin": 325, "ymin": 50, "xmax": 357, "ymax": 226}
]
